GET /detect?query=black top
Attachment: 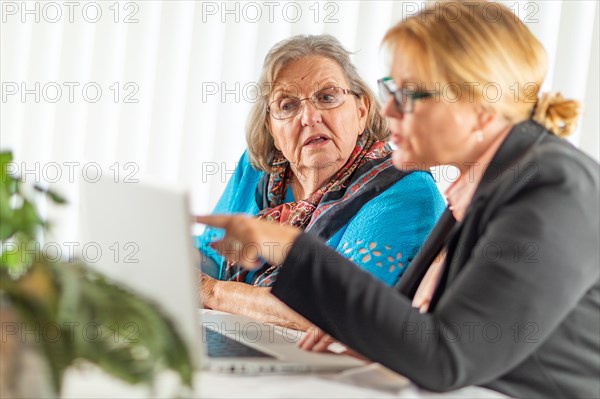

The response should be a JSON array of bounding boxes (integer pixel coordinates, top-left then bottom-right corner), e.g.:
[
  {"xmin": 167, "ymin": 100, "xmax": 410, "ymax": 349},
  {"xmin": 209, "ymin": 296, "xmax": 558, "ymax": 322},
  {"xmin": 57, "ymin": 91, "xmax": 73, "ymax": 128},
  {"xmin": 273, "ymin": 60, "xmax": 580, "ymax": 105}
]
[{"xmin": 271, "ymin": 120, "xmax": 600, "ymax": 399}]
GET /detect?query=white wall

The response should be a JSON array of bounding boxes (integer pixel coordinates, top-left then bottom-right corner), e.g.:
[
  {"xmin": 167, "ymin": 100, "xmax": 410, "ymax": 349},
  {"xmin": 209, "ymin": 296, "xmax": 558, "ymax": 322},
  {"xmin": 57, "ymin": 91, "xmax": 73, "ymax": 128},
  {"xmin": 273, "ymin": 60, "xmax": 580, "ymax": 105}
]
[{"xmin": 1, "ymin": 0, "xmax": 598, "ymax": 244}]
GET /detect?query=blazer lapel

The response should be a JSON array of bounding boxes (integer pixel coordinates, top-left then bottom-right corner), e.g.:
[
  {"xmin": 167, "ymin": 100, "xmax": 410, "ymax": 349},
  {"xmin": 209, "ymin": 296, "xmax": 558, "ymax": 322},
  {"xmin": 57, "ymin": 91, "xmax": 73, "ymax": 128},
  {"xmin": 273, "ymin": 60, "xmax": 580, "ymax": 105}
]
[
  {"xmin": 427, "ymin": 120, "xmax": 547, "ymax": 311},
  {"xmin": 397, "ymin": 208, "xmax": 456, "ymax": 298},
  {"xmin": 427, "ymin": 219, "xmax": 466, "ymax": 310}
]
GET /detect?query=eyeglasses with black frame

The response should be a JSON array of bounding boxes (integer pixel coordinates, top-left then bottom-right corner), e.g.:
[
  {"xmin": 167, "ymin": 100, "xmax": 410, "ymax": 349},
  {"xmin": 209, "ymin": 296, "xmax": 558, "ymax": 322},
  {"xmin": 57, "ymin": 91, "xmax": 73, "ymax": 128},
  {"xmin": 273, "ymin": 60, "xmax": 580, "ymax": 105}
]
[
  {"xmin": 378, "ymin": 77, "xmax": 440, "ymax": 114},
  {"xmin": 267, "ymin": 86, "xmax": 359, "ymax": 120}
]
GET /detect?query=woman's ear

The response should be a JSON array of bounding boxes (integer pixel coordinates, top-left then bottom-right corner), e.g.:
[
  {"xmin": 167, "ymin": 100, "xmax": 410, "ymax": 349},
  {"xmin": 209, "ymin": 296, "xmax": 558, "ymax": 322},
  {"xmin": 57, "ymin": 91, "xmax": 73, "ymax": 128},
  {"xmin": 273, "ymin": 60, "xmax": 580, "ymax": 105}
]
[
  {"xmin": 475, "ymin": 104, "xmax": 497, "ymax": 133},
  {"xmin": 357, "ymin": 95, "xmax": 369, "ymax": 132}
]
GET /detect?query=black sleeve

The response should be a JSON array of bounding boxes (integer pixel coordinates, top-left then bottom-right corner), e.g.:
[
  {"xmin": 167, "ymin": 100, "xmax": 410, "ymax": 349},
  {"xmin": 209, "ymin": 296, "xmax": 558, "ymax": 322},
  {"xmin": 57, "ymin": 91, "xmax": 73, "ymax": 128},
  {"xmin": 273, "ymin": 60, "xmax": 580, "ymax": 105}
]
[{"xmin": 271, "ymin": 155, "xmax": 599, "ymax": 392}]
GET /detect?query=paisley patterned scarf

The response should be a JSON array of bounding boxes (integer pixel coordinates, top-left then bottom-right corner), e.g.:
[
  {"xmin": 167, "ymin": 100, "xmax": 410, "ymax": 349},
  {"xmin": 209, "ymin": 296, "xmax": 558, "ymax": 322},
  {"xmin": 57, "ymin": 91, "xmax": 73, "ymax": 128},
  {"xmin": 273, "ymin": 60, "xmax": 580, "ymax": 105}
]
[{"xmin": 223, "ymin": 133, "xmax": 391, "ymax": 284}]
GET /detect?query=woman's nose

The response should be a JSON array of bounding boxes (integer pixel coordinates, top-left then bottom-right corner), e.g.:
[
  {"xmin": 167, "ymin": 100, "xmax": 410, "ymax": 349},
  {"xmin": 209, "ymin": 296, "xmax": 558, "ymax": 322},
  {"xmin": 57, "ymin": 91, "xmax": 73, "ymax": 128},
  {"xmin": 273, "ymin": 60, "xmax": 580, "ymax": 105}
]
[{"xmin": 300, "ymin": 100, "xmax": 322, "ymax": 126}]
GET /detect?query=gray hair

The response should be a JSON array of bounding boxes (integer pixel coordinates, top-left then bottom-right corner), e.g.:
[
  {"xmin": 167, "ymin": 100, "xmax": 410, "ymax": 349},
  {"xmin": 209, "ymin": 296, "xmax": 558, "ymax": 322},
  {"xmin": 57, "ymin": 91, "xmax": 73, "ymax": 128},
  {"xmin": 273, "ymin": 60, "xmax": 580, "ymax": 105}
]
[{"xmin": 246, "ymin": 34, "xmax": 389, "ymax": 172}]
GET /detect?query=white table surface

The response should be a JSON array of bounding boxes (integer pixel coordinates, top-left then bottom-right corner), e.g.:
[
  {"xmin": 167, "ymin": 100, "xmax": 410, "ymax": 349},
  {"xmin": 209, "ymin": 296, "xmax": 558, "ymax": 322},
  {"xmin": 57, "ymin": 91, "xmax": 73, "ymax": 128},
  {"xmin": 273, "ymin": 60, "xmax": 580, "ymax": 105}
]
[
  {"xmin": 61, "ymin": 310, "xmax": 507, "ymax": 398},
  {"xmin": 62, "ymin": 363, "xmax": 508, "ymax": 398}
]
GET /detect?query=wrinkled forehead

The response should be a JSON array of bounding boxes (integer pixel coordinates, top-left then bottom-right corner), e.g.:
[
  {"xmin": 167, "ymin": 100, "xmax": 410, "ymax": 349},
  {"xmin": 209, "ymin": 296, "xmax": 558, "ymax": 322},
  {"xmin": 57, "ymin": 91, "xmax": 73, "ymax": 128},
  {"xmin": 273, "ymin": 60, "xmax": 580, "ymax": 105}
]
[{"xmin": 271, "ymin": 56, "xmax": 350, "ymax": 99}]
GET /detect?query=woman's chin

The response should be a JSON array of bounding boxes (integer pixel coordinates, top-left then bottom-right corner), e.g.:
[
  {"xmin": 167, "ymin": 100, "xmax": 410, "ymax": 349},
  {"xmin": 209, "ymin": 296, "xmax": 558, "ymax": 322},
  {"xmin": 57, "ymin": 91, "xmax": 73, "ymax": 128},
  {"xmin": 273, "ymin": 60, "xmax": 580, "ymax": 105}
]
[
  {"xmin": 392, "ymin": 149, "xmax": 411, "ymax": 170},
  {"xmin": 300, "ymin": 154, "xmax": 342, "ymax": 172},
  {"xmin": 392, "ymin": 148, "xmax": 426, "ymax": 170}
]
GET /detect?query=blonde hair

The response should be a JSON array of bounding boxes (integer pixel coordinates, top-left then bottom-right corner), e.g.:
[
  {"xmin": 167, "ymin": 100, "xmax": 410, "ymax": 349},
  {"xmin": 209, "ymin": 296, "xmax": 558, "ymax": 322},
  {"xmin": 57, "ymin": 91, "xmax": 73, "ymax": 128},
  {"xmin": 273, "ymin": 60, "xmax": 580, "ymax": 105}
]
[
  {"xmin": 382, "ymin": 0, "xmax": 581, "ymax": 138},
  {"xmin": 246, "ymin": 35, "xmax": 389, "ymax": 172}
]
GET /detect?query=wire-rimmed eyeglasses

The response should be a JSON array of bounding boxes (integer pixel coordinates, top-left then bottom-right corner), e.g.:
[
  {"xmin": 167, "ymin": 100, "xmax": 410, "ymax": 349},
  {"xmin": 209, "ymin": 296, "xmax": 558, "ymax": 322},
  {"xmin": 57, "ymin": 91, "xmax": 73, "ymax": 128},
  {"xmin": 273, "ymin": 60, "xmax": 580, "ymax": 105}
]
[{"xmin": 267, "ymin": 86, "xmax": 359, "ymax": 120}]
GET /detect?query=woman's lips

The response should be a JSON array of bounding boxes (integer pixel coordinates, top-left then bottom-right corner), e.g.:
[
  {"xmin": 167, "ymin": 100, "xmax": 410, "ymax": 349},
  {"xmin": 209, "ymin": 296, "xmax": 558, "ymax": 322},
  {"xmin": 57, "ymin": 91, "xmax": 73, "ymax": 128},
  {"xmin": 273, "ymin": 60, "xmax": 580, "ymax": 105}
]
[
  {"xmin": 391, "ymin": 134, "xmax": 406, "ymax": 148},
  {"xmin": 303, "ymin": 136, "xmax": 330, "ymax": 147}
]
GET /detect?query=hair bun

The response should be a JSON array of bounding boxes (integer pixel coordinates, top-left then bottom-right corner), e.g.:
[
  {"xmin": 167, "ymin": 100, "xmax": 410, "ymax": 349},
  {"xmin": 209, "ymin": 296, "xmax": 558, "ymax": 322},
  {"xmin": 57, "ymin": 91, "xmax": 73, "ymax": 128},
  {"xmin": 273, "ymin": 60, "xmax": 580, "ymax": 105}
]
[{"xmin": 532, "ymin": 92, "xmax": 582, "ymax": 138}]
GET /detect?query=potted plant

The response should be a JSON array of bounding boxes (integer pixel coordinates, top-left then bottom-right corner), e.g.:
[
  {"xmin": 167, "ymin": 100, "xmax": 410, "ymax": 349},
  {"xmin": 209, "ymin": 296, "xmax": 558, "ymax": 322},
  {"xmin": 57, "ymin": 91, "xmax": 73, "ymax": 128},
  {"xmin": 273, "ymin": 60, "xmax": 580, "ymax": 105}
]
[{"xmin": 0, "ymin": 151, "xmax": 194, "ymax": 397}]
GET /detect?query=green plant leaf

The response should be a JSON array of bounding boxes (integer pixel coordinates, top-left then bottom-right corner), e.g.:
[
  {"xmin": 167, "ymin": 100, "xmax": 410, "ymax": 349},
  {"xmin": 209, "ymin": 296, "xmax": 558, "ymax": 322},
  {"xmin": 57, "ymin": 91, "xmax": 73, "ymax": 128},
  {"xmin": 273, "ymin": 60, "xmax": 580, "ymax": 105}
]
[
  {"xmin": 0, "ymin": 151, "xmax": 14, "ymax": 182},
  {"xmin": 1, "ymin": 148, "xmax": 194, "ymax": 393},
  {"xmin": 34, "ymin": 185, "xmax": 67, "ymax": 204}
]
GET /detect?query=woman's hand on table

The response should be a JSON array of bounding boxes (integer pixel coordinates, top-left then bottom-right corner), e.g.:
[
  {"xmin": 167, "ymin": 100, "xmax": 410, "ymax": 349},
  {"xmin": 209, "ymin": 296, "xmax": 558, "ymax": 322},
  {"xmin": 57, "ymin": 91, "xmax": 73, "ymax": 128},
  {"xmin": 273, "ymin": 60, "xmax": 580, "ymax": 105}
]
[
  {"xmin": 195, "ymin": 214, "xmax": 301, "ymax": 268},
  {"xmin": 196, "ymin": 270, "xmax": 219, "ymax": 309},
  {"xmin": 299, "ymin": 326, "xmax": 368, "ymax": 361}
]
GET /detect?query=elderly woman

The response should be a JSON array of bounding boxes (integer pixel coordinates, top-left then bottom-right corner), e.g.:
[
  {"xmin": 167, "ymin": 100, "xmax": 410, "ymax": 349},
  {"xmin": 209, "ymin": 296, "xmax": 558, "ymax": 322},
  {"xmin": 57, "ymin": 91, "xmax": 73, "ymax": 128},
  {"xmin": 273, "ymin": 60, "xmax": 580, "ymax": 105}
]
[
  {"xmin": 196, "ymin": 35, "xmax": 444, "ymax": 330},
  {"xmin": 198, "ymin": 3, "xmax": 599, "ymax": 398}
]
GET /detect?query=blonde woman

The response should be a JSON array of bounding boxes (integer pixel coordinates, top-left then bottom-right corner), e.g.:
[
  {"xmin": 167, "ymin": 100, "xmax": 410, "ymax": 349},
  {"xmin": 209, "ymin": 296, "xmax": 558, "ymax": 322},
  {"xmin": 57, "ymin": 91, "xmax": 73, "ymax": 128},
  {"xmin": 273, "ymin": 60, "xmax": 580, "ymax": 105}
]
[{"xmin": 198, "ymin": 2, "xmax": 599, "ymax": 397}]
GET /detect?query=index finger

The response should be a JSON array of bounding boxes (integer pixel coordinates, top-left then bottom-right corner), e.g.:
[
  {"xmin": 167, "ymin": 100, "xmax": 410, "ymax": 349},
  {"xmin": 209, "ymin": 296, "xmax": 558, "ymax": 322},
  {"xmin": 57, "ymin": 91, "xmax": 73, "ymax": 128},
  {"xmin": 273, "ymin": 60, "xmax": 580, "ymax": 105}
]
[
  {"xmin": 298, "ymin": 327, "xmax": 326, "ymax": 350},
  {"xmin": 194, "ymin": 214, "xmax": 235, "ymax": 228}
]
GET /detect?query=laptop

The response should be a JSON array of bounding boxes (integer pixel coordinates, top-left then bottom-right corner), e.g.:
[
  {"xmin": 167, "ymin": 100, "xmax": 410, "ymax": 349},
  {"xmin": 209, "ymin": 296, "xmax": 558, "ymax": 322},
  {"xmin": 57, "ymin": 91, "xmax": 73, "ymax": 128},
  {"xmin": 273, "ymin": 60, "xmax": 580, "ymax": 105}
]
[{"xmin": 78, "ymin": 177, "xmax": 365, "ymax": 375}]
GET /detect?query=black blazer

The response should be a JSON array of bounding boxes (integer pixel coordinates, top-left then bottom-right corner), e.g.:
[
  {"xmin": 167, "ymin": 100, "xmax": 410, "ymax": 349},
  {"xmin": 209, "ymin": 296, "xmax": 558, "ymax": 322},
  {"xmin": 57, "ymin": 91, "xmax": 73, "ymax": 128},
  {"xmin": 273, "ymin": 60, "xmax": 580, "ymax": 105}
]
[{"xmin": 272, "ymin": 120, "xmax": 600, "ymax": 398}]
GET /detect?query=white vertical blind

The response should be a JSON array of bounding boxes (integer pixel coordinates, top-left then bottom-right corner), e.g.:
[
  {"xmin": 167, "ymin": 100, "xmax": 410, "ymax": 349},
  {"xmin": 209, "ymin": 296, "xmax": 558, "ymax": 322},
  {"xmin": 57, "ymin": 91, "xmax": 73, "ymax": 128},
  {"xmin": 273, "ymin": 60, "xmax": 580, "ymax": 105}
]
[
  {"xmin": 1, "ymin": 0, "xmax": 598, "ymax": 244},
  {"xmin": 550, "ymin": 1, "xmax": 597, "ymax": 147},
  {"xmin": 580, "ymin": 4, "xmax": 600, "ymax": 161}
]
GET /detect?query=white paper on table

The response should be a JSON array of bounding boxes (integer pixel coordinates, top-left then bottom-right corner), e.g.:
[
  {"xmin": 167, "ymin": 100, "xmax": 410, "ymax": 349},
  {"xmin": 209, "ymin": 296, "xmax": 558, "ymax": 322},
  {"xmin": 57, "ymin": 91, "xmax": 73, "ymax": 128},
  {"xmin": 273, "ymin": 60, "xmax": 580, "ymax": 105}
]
[{"xmin": 325, "ymin": 363, "xmax": 411, "ymax": 394}]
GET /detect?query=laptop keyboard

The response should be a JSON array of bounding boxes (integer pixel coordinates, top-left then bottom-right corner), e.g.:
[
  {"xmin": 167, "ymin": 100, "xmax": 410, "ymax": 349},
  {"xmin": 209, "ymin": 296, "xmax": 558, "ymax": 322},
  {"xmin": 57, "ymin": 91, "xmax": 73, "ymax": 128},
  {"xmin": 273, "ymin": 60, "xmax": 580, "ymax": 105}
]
[{"xmin": 203, "ymin": 327, "xmax": 275, "ymax": 358}]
